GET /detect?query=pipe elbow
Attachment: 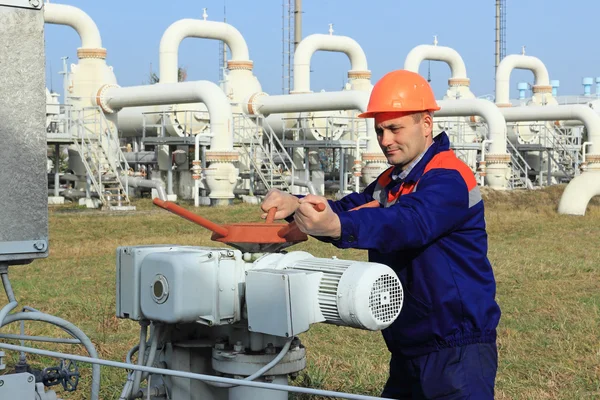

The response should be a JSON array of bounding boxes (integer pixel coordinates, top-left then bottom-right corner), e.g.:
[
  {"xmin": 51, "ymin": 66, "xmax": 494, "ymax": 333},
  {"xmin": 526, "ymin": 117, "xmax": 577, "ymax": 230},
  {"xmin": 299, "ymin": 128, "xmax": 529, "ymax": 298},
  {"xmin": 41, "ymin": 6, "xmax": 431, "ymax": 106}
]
[
  {"xmin": 496, "ymin": 54, "xmax": 550, "ymax": 104},
  {"xmin": 293, "ymin": 34, "xmax": 369, "ymax": 92},
  {"xmin": 404, "ymin": 45, "xmax": 468, "ymax": 80},
  {"xmin": 295, "ymin": 34, "xmax": 368, "ymax": 70},
  {"xmin": 160, "ymin": 19, "xmax": 250, "ymax": 61},
  {"xmin": 558, "ymin": 172, "xmax": 600, "ymax": 215},
  {"xmin": 44, "ymin": 3, "xmax": 103, "ymax": 50},
  {"xmin": 159, "ymin": 19, "xmax": 251, "ymax": 83}
]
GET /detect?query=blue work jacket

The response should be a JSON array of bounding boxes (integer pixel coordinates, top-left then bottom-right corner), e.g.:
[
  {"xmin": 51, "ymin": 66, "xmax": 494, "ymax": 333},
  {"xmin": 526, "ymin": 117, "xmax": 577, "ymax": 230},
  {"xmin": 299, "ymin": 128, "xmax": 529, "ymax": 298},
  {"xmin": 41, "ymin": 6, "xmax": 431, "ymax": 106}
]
[{"xmin": 320, "ymin": 132, "xmax": 501, "ymax": 357}]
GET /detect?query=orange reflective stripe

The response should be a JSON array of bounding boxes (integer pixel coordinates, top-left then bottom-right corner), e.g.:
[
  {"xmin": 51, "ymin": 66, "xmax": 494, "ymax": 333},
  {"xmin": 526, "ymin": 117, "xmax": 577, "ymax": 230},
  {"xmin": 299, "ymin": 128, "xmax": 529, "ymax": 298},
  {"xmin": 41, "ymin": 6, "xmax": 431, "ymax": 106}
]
[
  {"xmin": 350, "ymin": 199, "xmax": 381, "ymax": 211},
  {"xmin": 387, "ymin": 182, "xmax": 416, "ymax": 204},
  {"xmin": 377, "ymin": 167, "xmax": 395, "ymax": 187},
  {"xmin": 423, "ymin": 150, "xmax": 477, "ymax": 191}
]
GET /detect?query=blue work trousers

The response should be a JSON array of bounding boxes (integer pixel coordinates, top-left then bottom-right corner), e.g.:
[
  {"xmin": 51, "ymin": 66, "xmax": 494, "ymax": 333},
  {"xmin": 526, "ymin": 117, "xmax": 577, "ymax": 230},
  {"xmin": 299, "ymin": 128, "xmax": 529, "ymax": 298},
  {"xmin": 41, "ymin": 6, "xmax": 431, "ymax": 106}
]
[{"xmin": 381, "ymin": 343, "xmax": 497, "ymax": 399}]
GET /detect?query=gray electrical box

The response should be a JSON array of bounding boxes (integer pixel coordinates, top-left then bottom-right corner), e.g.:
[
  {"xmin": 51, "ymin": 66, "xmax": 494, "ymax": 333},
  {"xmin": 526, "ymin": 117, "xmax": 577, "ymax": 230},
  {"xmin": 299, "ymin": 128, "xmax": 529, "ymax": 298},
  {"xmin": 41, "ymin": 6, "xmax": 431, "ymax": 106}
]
[
  {"xmin": 246, "ymin": 269, "xmax": 312, "ymax": 337},
  {"xmin": 0, "ymin": 4, "xmax": 49, "ymax": 263},
  {"xmin": 0, "ymin": 372, "xmax": 36, "ymax": 398},
  {"xmin": 116, "ymin": 245, "xmax": 185, "ymax": 320}
]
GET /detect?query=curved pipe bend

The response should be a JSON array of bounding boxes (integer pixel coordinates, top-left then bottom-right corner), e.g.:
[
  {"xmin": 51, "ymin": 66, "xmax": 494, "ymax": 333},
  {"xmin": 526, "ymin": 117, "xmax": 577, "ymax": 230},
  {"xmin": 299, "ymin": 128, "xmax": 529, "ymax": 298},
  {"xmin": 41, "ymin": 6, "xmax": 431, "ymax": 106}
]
[
  {"xmin": 293, "ymin": 34, "xmax": 369, "ymax": 93},
  {"xmin": 101, "ymin": 81, "xmax": 234, "ymax": 151},
  {"xmin": 500, "ymin": 104, "xmax": 600, "ymax": 155},
  {"xmin": 159, "ymin": 19, "xmax": 251, "ymax": 83},
  {"xmin": 44, "ymin": 3, "xmax": 103, "ymax": 49},
  {"xmin": 495, "ymin": 54, "xmax": 550, "ymax": 105},
  {"xmin": 404, "ymin": 45, "xmax": 468, "ymax": 80},
  {"xmin": 558, "ymin": 172, "xmax": 600, "ymax": 216},
  {"xmin": 437, "ymin": 99, "xmax": 507, "ymax": 154}
]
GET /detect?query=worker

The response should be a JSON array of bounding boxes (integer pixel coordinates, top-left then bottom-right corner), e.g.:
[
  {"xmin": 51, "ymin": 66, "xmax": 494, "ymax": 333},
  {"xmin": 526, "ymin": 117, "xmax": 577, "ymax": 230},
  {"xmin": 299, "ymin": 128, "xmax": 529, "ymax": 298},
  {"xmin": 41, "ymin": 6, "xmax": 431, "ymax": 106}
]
[{"xmin": 261, "ymin": 69, "xmax": 500, "ymax": 399}]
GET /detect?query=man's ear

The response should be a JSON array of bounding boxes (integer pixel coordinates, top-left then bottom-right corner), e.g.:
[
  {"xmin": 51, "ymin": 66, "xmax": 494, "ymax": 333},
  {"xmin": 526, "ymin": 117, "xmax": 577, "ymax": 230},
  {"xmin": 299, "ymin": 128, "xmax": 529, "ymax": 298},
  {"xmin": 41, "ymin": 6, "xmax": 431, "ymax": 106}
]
[{"xmin": 421, "ymin": 113, "xmax": 434, "ymax": 137}]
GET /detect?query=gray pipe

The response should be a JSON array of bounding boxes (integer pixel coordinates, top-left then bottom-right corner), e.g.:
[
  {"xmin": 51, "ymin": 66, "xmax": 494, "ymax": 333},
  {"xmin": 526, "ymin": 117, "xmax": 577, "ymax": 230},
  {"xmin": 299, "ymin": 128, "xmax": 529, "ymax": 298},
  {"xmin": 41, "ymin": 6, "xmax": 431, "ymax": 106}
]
[
  {"xmin": 0, "ymin": 333, "xmax": 81, "ymax": 344},
  {"xmin": 60, "ymin": 189, "xmax": 102, "ymax": 201},
  {"xmin": 131, "ymin": 322, "xmax": 149, "ymax": 398},
  {"xmin": 141, "ymin": 324, "xmax": 162, "ymax": 381},
  {"xmin": 0, "ymin": 270, "xmax": 18, "ymax": 327},
  {"xmin": 123, "ymin": 151, "xmax": 157, "ymax": 164},
  {"xmin": 285, "ymin": 176, "xmax": 317, "ymax": 195},
  {"xmin": 121, "ymin": 176, "xmax": 167, "ymax": 201},
  {"xmin": 0, "ymin": 342, "xmax": 392, "ymax": 400},
  {"xmin": 61, "ymin": 173, "xmax": 80, "ymax": 182},
  {"xmin": 1, "ymin": 312, "xmax": 100, "ymax": 400}
]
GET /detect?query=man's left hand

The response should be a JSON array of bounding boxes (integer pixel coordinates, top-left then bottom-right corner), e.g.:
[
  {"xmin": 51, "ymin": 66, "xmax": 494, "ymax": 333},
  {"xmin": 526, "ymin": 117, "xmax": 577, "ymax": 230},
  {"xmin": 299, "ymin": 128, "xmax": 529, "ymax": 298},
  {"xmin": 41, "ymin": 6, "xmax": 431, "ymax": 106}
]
[{"xmin": 294, "ymin": 194, "xmax": 341, "ymax": 238}]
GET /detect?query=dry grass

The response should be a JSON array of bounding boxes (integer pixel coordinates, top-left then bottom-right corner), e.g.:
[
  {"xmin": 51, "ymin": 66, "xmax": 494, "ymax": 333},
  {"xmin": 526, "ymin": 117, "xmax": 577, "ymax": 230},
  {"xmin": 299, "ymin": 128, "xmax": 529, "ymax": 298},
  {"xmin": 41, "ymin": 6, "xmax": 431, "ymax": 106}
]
[{"xmin": 1, "ymin": 187, "xmax": 599, "ymax": 399}]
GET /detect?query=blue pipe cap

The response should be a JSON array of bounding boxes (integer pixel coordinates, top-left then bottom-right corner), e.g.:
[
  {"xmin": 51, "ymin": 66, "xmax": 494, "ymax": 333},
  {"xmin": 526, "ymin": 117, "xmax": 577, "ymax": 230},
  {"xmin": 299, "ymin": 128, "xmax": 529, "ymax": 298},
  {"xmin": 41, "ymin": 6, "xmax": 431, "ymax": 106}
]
[
  {"xmin": 583, "ymin": 77, "xmax": 594, "ymax": 85},
  {"xmin": 517, "ymin": 82, "xmax": 529, "ymax": 90}
]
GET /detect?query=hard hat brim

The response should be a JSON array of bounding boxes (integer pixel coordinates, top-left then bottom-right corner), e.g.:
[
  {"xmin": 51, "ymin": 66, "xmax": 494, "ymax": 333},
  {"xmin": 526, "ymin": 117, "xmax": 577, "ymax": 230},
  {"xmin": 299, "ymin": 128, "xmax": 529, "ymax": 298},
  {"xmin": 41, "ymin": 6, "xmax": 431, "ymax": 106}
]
[{"xmin": 357, "ymin": 106, "xmax": 441, "ymax": 119}]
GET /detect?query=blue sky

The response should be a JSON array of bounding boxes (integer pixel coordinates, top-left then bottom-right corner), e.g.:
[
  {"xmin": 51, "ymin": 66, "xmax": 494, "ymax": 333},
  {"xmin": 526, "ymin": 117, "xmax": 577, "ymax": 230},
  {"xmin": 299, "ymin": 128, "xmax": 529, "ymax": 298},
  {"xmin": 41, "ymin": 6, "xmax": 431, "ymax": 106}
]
[{"xmin": 44, "ymin": 0, "xmax": 600, "ymax": 101}]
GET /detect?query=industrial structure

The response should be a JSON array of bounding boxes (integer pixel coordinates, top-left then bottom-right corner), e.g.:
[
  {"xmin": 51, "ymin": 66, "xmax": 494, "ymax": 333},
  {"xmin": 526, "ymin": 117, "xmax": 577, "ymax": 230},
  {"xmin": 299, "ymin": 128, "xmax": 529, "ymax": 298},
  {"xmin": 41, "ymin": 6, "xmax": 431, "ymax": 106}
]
[
  {"xmin": 0, "ymin": 0, "xmax": 599, "ymax": 396},
  {"xmin": 37, "ymin": 1, "xmax": 600, "ymax": 215},
  {"xmin": 2, "ymin": 5, "xmax": 404, "ymax": 399}
]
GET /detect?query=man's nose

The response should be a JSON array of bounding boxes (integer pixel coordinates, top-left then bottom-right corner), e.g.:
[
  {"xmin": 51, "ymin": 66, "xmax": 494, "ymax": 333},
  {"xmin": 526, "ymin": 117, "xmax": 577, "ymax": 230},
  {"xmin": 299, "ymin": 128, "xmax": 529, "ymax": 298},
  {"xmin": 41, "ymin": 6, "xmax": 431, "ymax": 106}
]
[{"xmin": 379, "ymin": 130, "xmax": 394, "ymax": 147}]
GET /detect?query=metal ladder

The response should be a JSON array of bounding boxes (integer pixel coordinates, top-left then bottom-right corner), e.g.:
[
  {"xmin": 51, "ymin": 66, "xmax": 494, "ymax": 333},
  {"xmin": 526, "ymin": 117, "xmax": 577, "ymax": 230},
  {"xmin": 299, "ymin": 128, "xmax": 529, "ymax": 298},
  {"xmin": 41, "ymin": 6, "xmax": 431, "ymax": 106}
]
[
  {"xmin": 506, "ymin": 139, "xmax": 534, "ymax": 189},
  {"xmin": 233, "ymin": 114, "xmax": 296, "ymax": 194},
  {"xmin": 71, "ymin": 107, "xmax": 133, "ymax": 209},
  {"xmin": 544, "ymin": 124, "xmax": 582, "ymax": 180}
]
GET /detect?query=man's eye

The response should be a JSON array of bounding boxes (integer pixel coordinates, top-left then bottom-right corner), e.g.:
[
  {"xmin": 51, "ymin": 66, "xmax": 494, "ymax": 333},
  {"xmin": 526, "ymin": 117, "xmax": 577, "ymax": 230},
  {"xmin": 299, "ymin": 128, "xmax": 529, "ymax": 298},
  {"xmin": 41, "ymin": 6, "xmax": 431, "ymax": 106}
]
[{"xmin": 375, "ymin": 129, "xmax": 383, "ymax": 136}]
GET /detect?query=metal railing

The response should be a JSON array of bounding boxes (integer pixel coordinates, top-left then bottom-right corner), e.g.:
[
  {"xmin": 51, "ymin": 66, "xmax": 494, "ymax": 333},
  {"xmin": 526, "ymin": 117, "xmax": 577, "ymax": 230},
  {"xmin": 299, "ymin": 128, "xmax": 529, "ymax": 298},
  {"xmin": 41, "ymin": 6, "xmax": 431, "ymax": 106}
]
[
  {"xmin": 233, "ymin": 113, "xmax": 296, "ymax": 193},
  {"xmin": 506, "ymin": 139, "xmax": 533, "ymax": 189},
  {"xmin": 141, "ymin": 108, "xmax": 211, "ymax": 146},
  {"xmin": 69, "ymin": 106, "xmax": 131, "ymax": 207}
]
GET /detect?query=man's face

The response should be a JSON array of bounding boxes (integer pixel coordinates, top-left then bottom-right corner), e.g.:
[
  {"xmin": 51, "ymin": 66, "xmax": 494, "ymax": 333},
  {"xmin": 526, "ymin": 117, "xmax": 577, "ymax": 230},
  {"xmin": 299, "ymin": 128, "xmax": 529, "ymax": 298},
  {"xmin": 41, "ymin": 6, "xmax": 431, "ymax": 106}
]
[{"xmin": 375, "ymin": 112, "xmax": 433, "ymax": 167}]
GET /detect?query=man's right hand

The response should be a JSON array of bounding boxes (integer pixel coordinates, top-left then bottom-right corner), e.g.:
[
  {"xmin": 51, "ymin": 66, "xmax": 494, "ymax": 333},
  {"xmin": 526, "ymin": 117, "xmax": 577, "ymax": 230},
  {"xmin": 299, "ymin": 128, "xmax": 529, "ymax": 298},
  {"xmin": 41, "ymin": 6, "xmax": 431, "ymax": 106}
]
[{"xmin": 260, "ymin": 189, "xmax": 300, "ymax": 220}]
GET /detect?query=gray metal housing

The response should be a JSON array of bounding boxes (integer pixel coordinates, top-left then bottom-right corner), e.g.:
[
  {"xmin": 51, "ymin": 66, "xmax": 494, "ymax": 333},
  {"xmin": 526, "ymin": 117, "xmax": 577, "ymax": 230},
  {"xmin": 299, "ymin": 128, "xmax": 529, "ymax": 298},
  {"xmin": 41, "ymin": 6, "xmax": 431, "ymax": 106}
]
[{"xmin": 0, "ymin": 5, "xmax": 48, "ymax": 263}]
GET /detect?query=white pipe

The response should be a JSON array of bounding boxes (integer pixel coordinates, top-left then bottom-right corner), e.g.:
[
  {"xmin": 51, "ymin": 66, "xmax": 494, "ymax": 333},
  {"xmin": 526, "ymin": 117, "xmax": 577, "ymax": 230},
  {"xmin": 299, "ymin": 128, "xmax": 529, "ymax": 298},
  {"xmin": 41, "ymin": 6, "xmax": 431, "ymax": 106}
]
[
  {"xmin": 501, "ymin": 105, "xmax": 600, "ymax": 214},
  {"xmin": 159, "ymin": 19, "xmax": 251, "ymax": 83},
  {"xmin": 246, "ymin": 91, "xmax": 379, "ymax": 153},
  {"xmin": 293, "ymin": 34, "xmax": 369, "ymax": 93},
  {"xmin": 496, "ymin": 55, "xmax": 551, "ymax": 105},
  {"xmin": 437, "ymin": 99, "xmax": 507, "ymax": 154},
  {"xmin": 247, "ymin": 91, "xmax": 369, "ymax": 117},
  {"xmin": 480, "ymin": 139, "xmax": 493, "ymax": 186},
  {"xmin": 404, "ymin": 45, "xmax": 468, "ymax": 80},
  {"xmin": 557, "ymin": 172, "xmax": 600, "ymax": 215},
  {"xmin": 43, "ymin": 3, "xmax": 103, "ymax": 49},
  {"xmin": 194, "ymin": 133, "xmax": 202, "ymax": 207},
  {"xmin": 354, "ymin": 135, "xmax": 368, "ymax": 191},
  {"xmin": 500, "ymin": 105, "xmax": 600, "ymax": 155},
  {"xmin": 100, "ymin": 81, "xmax": 233, "ymax": 151}
]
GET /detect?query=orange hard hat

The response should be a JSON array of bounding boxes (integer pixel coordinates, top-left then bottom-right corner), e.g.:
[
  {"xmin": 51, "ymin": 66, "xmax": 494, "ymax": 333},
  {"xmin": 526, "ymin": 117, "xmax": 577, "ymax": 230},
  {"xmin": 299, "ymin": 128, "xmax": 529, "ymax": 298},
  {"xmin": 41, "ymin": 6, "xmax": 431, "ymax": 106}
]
[{"xmin": 358, "ymin": 69, "xmax": 440, "ymax": 118}]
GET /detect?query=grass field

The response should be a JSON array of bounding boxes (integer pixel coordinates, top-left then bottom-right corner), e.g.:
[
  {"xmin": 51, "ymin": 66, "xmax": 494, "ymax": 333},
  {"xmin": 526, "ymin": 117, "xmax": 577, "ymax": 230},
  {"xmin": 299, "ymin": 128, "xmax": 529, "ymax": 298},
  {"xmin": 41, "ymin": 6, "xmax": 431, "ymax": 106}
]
[{"xmin": 1, "ymin": 186, "xmax": 599, "ymax": 399}]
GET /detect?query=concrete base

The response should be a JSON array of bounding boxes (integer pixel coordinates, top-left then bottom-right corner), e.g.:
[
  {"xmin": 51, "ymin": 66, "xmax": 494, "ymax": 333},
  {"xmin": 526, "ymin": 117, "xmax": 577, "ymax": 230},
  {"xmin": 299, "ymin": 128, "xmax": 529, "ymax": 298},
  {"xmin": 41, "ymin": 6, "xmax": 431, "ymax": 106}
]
[
  {"xmin": 241, "ymin": 195, "xmax": 264, "ymax": 205},
  {"xmin": 196, "ymin": 196, "xmax": 211, "ymax": 206},
  {"xmin": 167, "ymin": 194, "xmax": 178, "ymax": 202},
  {"xmin": 48, "ymin": 196, "xmax": 64, "ymax": 205},
  {"xmin": 79, "ymin": 198, "xmax": 101, "ymax": 209},
  {"xmin": 210, "ymin": 198, "xmax": 233, "ymax": 207},
  {"xmin": 109, "ymin": 205, "xmax": 137, "ymax": 211},
  {"xmin": 334, "ymin": 190, "xmax": 353, "ymax": 200}
]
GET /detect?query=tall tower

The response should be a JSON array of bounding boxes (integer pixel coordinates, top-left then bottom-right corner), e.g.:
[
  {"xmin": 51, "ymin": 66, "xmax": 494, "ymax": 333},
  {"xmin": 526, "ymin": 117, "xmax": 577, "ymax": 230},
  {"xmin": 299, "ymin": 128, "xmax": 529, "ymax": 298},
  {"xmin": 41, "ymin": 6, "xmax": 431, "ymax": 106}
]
[
  {"xmin": 218, "ymin": 3, "xmax": 227, "ymax": 84},
  {"xmin": 495, "ymin": 0, "xmax": 507, "ymax": 78},
  {"xmin": 282, "ymin": 0, "xmax": 301, "ymax": 94}
]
